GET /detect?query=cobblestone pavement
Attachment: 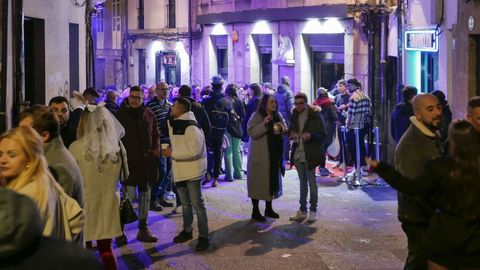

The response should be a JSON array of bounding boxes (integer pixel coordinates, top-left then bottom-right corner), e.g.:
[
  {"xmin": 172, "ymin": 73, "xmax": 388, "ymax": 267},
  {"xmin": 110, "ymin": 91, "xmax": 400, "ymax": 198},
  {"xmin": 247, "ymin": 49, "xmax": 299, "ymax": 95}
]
[{"xmin": 113, "ymin": 168, "xmax": 407, "ymax": 270}]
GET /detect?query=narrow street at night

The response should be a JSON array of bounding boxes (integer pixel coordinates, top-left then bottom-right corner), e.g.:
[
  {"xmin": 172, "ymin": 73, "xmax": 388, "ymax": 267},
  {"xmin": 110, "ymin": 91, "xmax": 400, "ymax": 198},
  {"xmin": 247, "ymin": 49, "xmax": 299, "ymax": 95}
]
[{"xmin": 115, "ymin": 168, "xmax": 406, "ymax": 270}]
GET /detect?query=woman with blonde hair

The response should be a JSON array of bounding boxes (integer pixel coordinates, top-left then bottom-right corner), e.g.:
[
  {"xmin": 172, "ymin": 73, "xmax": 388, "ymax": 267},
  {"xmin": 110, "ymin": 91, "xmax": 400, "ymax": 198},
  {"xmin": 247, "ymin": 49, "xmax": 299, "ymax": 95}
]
[
  {"xmin": 0, "ymin": 126, "xmax": 84, "ymax": 240},
  {"xmin": 69, "ymin": 103, "xmax": 127, "ymax": 270}
]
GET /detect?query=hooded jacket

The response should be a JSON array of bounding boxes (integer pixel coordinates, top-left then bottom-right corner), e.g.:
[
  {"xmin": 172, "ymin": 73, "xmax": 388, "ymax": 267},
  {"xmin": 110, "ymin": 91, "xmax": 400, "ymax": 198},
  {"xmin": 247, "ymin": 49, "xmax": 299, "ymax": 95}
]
[
  {"xmin": 168, "ymin": 111, "xmax": 207, "ymax": 182},
  {"xmin": 390, "ymin": 101, "xmax": 414, "ymax": 143}
]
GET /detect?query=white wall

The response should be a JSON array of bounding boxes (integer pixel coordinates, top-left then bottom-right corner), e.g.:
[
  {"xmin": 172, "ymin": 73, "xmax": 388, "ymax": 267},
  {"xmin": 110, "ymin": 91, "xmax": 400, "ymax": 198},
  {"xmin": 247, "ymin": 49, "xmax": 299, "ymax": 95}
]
[{"xmin": 23, "ymin": 0, "xmax": 86, "ymax": 101}]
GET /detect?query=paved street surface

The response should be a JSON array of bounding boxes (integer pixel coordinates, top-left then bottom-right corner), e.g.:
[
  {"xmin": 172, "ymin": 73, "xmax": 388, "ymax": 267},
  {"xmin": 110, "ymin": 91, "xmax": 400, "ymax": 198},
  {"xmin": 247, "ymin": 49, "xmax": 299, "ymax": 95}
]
[{"xmin": 113, "ymin": 167, "xmax": 407, "ymax": 270}]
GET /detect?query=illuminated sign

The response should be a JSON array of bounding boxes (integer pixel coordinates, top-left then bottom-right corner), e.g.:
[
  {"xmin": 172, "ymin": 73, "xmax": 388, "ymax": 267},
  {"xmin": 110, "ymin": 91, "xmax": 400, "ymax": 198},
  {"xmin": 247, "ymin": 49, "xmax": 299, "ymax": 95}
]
[
  {"xmin": 405, "ymin": 30, "xmax": 438, "ymax": 52},
  {"xmin": 162, "ymin": 55, "xmax": 176, "ymax": 65}
]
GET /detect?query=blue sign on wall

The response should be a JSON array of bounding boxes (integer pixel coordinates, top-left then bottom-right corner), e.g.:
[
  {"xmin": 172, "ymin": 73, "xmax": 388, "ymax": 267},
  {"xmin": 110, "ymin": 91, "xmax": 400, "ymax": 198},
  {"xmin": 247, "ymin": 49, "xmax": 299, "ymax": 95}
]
[{"xmin": 405, "ymin": 30, "xmax": 439, "ymax": 52}]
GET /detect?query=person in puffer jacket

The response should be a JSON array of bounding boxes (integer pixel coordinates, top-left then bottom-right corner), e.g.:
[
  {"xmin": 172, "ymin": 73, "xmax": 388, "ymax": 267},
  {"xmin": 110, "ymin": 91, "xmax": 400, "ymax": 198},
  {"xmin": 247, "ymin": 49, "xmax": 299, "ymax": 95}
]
[{"xmin": 164, "ymin": 97, "xmax": 210, "ymax": 252}]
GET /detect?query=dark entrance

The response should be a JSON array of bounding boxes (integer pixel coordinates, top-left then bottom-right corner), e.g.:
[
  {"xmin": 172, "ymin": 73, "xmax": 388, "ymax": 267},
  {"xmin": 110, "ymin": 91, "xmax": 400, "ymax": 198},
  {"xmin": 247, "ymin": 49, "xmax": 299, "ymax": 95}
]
[
  {"xmin": 138, "ymin": 49, "xmax": 146, "ymax": 85},
  {"xmin": 471, "ymin": 35, "xmax": 480, "ymax": 96},
  {"xmin": 307, "ymin": 33, "xmax": 345, "ymax": 98},
  {"xmin": 162, "ymin": 52, "xmax": 180, "ymax": 86},
  {"xmin": 69, "ymin": 23, "xmax": 79, "ymax": 94},
  {"xmin": 24, "ymin": 17, "xmax": 45, "ymax": 105}
]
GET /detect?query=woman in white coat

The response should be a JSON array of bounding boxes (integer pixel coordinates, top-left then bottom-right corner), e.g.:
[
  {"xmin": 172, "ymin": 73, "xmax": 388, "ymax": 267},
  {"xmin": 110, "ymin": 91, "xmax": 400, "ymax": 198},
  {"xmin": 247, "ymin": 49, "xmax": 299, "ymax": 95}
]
[{"xmin": 69, "ymin": 103, "xmax": 126, "ymax": 270}]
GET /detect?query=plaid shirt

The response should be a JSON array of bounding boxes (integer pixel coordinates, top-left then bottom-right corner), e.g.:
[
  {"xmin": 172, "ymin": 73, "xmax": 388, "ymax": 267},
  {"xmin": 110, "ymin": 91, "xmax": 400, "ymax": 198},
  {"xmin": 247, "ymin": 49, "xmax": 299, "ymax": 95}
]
[{"xmin": 346, "ymin": 90, "xmax": 372, "ymax": 129}]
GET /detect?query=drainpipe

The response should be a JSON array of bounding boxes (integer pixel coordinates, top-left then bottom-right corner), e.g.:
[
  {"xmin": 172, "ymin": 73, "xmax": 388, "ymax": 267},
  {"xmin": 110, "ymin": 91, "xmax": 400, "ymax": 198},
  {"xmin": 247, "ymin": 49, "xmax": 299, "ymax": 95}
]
[
  {"xmin": 188, "ymin": 0, "xmax": 193, "ymax": 85},
  {"xmin": 12, "ymin": 0, "xmax": 24, "ymax": 126},
  {"xmin": 396, "ymin": 0, "xmax": 403, "ymax": 103},
  {"xmin": 138, "ymin": 0, "xmax": 144, "ymax": 29},
  {"xmin": 123, "ymin": 0, "xmax": 129, "ymax": 87},
  {"xmin": 86, "ymin": 0, "xmax": 95, "ymax": 88},
  {"xmin": 0, "ymin": 0, "xmax": 9, "ymax": 132}
]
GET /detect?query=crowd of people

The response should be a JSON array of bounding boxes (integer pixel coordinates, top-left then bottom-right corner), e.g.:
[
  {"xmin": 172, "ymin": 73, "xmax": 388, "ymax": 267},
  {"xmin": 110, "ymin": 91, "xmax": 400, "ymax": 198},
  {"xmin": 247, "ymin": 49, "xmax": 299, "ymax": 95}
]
[{"xmin": 1, "ymin": 72, "xmax": 479, "ymax": 270}]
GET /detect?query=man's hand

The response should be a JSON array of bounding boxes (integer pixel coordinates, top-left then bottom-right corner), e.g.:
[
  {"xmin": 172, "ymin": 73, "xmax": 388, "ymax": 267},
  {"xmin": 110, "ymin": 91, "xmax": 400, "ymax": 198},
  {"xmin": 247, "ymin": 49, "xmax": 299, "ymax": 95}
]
[
  {"xmin": 162, "ymin": 148, "xmax": 172, "ymax": 157},
  {"xmin": 302, "ymin": 132, "xmax": 311, "ymax": 141}
]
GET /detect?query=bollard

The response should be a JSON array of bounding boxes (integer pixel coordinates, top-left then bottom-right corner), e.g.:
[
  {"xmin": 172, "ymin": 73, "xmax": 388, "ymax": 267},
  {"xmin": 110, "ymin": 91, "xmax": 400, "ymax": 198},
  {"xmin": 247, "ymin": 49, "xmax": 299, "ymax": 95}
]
[
  {"xmin": 354, "ymin": 128, "xmax": 361, "ymax": 179},
  {"xmin": 340, "ymin": 126, "xmax": 348, "ymax": 182}
]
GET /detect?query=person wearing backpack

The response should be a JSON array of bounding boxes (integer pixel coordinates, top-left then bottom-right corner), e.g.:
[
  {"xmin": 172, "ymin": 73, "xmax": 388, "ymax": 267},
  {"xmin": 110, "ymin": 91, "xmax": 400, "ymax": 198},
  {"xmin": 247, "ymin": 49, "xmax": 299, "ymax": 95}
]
[
  {"xmin": 202, "ymin": 75, "xmax": 233, "ymax": 187},
  {"xmin": 275, "ymin": 76, "xmax": 294, "ymax": 164}
]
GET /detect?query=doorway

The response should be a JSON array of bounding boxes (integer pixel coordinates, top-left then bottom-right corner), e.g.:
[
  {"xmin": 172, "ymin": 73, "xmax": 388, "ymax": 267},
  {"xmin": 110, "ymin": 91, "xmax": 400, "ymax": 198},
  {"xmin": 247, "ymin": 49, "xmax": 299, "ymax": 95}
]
[
  {"xmin": 469, "ymin": 35, "xmax": 480, "ymax": 96},
  {"xmin": 312, "ymin": 52, "xmax": 344, "ymax": 96},
  {"xmin": 69, "ymin": 23, "xmax": 79, "ymax": 94},
  {"xmin": 24, "ymin": 17, "xmax": 45, "ymax": 105},
  {"xmin": 138, "ymin": 49, "xmax": 146, "ymax": 85}
]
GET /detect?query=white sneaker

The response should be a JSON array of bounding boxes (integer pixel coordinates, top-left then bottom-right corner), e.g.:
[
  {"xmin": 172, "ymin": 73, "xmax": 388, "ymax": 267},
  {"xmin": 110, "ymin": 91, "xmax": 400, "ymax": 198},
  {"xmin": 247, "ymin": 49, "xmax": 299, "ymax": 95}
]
[
  {"xmin": 307, "ymin": 211, "xmax": 317, "ymax": 222},
  {"xmin": 289, "ymin": 210, "xmax": 307, "ymax": 221}
]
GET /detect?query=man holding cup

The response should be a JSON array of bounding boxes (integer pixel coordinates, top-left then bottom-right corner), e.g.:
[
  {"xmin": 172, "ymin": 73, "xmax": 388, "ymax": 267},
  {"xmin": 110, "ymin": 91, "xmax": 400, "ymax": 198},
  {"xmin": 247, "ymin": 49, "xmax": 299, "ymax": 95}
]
[{"xmin": 163, "ymin": 97, "xmax": 210, "ymax": 251}]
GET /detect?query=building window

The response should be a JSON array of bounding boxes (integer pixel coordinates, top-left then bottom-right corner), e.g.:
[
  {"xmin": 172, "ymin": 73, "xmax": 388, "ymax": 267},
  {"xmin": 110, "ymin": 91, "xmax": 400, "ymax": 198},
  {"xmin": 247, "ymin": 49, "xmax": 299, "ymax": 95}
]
[
  {"xmin": 112, "ymin": 0, "xmax": 121, "ymax": 50},
  {"xmin": 97, "ymin": 9, "xmax": 104, "ymax": 33},
  {"xmin": 112, "ymin": 0, "xmax": 121, "ymax": 32},
  {"xmin": 168, "ymin": 0, "xmax": 176, "ymax": 28}
]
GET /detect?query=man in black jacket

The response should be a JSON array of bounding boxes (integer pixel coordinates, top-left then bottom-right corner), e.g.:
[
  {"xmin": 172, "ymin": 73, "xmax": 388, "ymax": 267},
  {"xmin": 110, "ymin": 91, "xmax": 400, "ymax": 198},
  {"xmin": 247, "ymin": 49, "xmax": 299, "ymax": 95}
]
[
  {"xmin": 202, "ymin": 75, "xmax": 233, "ymax": 187},
  {"xmin": 288, "ymin": 93, "xmax": 326, "ymax": 223},
  {"xmin": 390, "ymin": 86, "xmax": 417, "ymax": 144},
  {"xmin": 395, "ymin": 93, "xmax": 443, "ymax": 270},
  {"xmin": 178, "ymin": 85, "xmax": 211, "ymax": 140}
]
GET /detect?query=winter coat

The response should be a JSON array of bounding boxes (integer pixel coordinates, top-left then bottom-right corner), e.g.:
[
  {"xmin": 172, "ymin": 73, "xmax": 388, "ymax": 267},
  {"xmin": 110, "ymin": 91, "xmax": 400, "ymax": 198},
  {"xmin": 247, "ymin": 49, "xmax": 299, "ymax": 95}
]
[
  {"xmin": 0, "ymin": 189, "xmax": 101, "ymax": 270},
  {"xmin": 313, "ymin": 98, "xmax": 338, "ymax": 146},
  {"xmin": 227, "ymin": 96, "xmax": 246, "ymax": 138},
  {"xmin": 390, "ymin": 102, "xmax": 414, "ymax": 144},
  {"xmin": 375, "ymin": 157, "xmax": 480, "ymax": 268},
  {"xmin": 247, "ymin": 112, "xmax": 285, "ymax": 201},
  {"xmin": 275, "ymin": 84, "xmax": 294, "ymax": 127},
  {"xmin": 115, "ymin": 103, "xmax": 160, "ymax": 189},
  {"xmin": 202, "ymin": 91, "xmax": 233, "ymax": 142},
  {"xmin": 395, "ymin": 116, "xmax": 443, "ymax": 224},
  {"xmin": 104, "ymin": 100, "xmax": 120, "ymax": 114},
  {"xmin": 168, "ymin": 112, "xmax": 207, "ymax": 182},
  {"xmin": 289, "ymin": 106, "xmax": 327, "ymax": 170},
  {"xmin": 44, "ymin": 136, "xmax": 84, "ymax": 207},
  {"xmin": 68, "ymin": 140, "xmax": 126, "ymax": 242},
  {"xmin": 243, "ymin": 95, "xmax": 261, "ymax": 142},
  {"xmin": 334, "ymin": 93, "xmax": 350, "ymax": 125},
  {"xmin": 60, "ymin": 120, "xmax": 77, "ymax": 148},
  {"xmin": 185, "ymin": 97, "xmax": 211, "ymax": 140}
]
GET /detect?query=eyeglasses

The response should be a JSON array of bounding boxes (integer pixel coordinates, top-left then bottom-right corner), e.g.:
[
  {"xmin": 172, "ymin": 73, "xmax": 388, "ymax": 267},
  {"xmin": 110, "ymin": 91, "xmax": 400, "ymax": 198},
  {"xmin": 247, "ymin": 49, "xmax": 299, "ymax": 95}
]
[{"xmin": 128, "ymin": 96, "xmax": 143, "ymax": 100}]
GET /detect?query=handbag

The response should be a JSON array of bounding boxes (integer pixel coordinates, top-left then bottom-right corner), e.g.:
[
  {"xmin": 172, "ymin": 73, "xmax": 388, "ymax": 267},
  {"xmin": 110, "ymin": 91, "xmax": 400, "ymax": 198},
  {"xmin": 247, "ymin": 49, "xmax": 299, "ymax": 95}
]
[
  {"xmin": 119, "ymin": 188, "xmax": 138, "ymax": 224},
  {"xmin": 327, "ymin": 124, "xmax": 340, "ymax": 158}
]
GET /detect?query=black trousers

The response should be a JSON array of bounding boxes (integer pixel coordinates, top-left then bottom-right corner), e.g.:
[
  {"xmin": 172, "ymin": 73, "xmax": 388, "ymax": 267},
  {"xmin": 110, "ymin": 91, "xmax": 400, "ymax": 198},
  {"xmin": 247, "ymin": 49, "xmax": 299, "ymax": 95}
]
[
  {"xmin": 347, "ymin": 127, "xmax": 367, "ymax": 167},
  {"xmin": 401, "ymin": 222, "xmax": 429, "ymax": 270},
  {"xmin": 208, "ymin": 129, "xmax": 225, "ymax": 179}
]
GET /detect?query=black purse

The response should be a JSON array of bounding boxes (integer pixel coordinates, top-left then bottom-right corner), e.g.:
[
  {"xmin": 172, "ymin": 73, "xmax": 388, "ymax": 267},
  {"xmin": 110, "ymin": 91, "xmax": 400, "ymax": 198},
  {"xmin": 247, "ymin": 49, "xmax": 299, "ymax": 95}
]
[{"xmin": 119, "ymin": 188, "xmax": 138, "ymax": 224}]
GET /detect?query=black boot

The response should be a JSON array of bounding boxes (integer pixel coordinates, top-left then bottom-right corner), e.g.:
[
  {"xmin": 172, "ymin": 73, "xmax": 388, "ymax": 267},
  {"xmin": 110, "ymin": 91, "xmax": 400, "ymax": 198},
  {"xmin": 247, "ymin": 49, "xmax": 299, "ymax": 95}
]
[
  {"xmin": 251, "ymin": 199, "xmax": 266, "ymax": 222},
  {"xmin": 264, "ymin": 201, "xmax": 279, "ymax": 219}
]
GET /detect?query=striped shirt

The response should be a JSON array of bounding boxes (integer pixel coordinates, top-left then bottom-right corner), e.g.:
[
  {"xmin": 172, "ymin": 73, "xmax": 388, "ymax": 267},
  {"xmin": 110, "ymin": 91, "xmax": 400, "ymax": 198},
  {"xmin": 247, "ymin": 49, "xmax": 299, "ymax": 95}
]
[{"xmin": 147, "ymin": 97, "xmax": 171, "ymax": 143}]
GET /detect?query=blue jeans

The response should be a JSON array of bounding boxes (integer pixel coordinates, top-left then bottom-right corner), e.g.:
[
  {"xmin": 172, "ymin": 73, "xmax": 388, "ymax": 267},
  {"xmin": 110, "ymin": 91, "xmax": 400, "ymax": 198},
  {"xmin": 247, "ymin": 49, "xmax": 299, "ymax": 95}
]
[
  {"xmin": 175, "ymin": 179, "xmax": 209, "ymax": 238},
  {"xmin": 151, "ymin": 156, "xmax": 172, "ymax": 203},
  {"xmin": 294, "ymin": 161, "xmax": 318, "ymax": 212},
  {"xmin": 126, "ymin": 184, "xmax": 151, "ymax": 229}
]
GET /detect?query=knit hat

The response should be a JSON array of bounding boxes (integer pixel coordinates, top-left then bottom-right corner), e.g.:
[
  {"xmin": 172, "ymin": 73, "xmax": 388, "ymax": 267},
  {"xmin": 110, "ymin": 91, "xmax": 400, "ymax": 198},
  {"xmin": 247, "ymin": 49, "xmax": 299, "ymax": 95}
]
[{"xmin": 211, "ymin": 75, "xmax": 224, "ymax": 86}]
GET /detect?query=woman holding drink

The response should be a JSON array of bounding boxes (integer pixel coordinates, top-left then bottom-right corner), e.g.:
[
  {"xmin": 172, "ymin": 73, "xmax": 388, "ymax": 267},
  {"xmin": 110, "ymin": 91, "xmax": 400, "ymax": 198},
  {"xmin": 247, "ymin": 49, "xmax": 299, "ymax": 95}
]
[{"xmin": 246, "ymin": 94, "xmax": 286, "ymax": 222}]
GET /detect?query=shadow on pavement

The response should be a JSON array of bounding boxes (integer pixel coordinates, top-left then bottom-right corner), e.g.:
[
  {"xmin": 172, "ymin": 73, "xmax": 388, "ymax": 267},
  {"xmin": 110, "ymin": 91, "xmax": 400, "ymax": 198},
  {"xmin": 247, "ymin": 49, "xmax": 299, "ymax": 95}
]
[{"xmin": 208, "ymin": 220, "xmax": 317, "ymax": 256}]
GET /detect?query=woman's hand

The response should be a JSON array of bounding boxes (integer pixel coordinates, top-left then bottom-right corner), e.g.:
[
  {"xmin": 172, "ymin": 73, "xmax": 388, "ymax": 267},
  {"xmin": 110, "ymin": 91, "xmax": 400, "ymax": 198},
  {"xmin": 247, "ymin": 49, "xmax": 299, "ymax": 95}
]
[
  {"xmin": 263, "ymin": 115, "xmax": 272, "ymax": 125},
  {"xmin": 365, "ymin": 158, "xmax": 379, "ymax": 170},
  {"xmin": 162, "ymin": 148, "xmax": 172, "ymax": 157}
]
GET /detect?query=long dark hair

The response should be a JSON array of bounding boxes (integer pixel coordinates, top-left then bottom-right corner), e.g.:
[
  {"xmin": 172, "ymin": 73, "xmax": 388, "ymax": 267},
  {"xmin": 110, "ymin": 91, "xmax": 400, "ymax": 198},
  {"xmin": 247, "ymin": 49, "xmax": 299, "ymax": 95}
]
[
  {"xmin": 225, "ymin": 84, "xmax": 238, "ymax": 98},
  {"xmin": 448, "ymin": 120, "xmax": 480, "ymax": 219},
  {"xmin": 256, "ymin": 94, "xmax": 279, "ymax": 119}
]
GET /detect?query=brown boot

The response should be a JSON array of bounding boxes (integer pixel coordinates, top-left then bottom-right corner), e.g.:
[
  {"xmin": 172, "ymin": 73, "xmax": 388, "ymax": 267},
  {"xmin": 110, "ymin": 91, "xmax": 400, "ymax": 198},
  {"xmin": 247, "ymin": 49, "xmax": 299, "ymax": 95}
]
[
  {"xmin": 212, "ymin": 178, "xmax": 218, "ymax": 187},
  {"xmin": 136, "ymin": 228, "xmax": 158, "ymax": 243}
]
